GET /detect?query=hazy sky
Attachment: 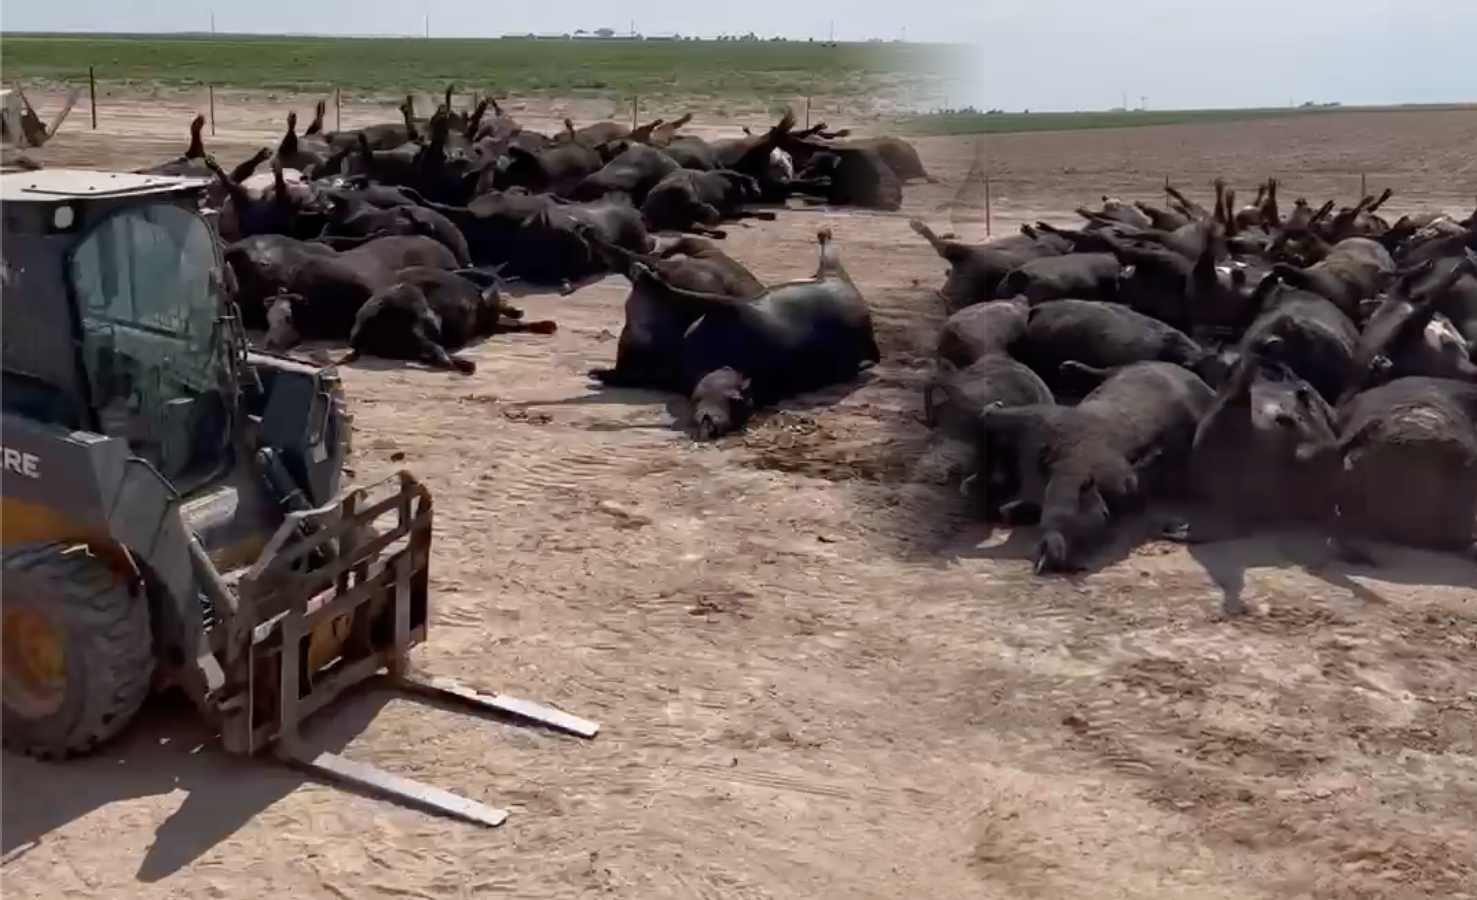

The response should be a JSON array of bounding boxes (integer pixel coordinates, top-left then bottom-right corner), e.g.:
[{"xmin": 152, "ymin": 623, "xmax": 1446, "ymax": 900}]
[
  {"xmin": 5, "ymin": 0, "xmax": 1475, "ymax": 110},
  {"xmin": 967, "ymin": 0, "xmax": 1477, "ymax": 111}
]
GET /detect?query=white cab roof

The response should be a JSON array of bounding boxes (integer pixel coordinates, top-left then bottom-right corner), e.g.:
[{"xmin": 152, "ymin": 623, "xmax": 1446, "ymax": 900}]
[{"xmin": 0, "ymin": 168, "xmax": 209, "ymax": 203}]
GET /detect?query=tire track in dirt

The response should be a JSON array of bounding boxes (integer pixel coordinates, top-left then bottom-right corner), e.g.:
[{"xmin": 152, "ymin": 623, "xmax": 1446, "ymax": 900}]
[{"xmin": 730, "ymin": 540, "xmax": 1477, "ymax": 899}]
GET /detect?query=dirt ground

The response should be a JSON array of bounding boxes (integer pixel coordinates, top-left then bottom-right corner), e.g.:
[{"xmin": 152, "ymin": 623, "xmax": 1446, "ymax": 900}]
[{"xmin": 4, "ymin": 95, "xmax": 1477, "ymax": 900}]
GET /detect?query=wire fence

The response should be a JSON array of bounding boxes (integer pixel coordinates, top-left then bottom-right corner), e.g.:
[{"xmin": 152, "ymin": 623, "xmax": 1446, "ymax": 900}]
[
  {"xmin": 935, "ymin": 137, "xmax": 1474, "ymax": 240},
  {"xmin": 41, "ymin": 68, "xmax": 1474, "ymax": 234},
  {"xmin": 63, "ymin": 67, "xmax": 847, "ymax": 142}
]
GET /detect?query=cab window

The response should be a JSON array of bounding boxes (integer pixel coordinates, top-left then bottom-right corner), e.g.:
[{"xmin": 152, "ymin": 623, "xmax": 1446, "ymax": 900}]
[{"xmin": 68, "ymin": 202, "xmax": 227, "ymax": 483}]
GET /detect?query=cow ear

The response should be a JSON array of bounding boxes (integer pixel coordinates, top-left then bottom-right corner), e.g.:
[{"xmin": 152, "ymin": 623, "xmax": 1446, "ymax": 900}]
[
  {"xmin": 740, "ymin": 377, "xmax": 752, "ymax": 391},
  {"xmin": 1253, "ymin": 334, "xmax": 1286, "ymax": 358}
]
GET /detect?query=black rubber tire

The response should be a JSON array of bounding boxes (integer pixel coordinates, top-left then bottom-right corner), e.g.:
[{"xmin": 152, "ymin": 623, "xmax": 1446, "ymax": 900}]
[{"xmin": 2, "ymin": 542, "xmax": 153, "ymax": 760}]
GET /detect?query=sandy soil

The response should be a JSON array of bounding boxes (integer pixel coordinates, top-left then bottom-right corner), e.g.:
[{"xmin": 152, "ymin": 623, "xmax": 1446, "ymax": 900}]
[{"xmin": 4, "ymin": 96, "xmax": 1476, "ymax": 900}]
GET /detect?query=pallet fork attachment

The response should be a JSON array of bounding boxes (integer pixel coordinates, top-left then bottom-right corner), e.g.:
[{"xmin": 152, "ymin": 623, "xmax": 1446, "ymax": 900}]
[
  {"xmin": 226, "ymin": 471, "xmax": 599, "ymax": 826},
  {"xmin": 277, "ymin": 675, "xmax": 599, "ymax": 827}
]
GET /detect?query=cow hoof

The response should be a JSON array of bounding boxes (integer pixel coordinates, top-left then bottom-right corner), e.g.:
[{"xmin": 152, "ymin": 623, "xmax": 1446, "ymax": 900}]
[
  {"xmin": 959, "ymin": 473, "xmax": 979, "ymax": 498},
  {"xmin": 451, "ymin": 358, "xmax": 477, "ymax": 375},
  {"xmin": 1032, "ymin": 533, "xmax": 1075, "ymax": 575},
  {"xmin": 1159, "ymin": 520, "xmax": 1193, "ymax": 543}
]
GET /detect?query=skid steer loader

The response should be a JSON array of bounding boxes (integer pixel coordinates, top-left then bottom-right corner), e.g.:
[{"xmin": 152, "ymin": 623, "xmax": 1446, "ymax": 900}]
[{"xmin": 0, "ymin": 166, "xmax": 598, "ymax": 827}]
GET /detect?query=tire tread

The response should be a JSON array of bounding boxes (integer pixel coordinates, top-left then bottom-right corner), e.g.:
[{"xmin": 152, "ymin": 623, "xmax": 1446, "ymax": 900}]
[{"xmin": 2, "ymin": 542, "xmax": 153, "ymax": 760}]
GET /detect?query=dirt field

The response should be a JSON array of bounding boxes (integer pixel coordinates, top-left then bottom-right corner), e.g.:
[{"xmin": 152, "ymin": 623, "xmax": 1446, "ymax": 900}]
[{"xmin": 4, "ymin": 96, "xmax": 1476, "ymax": 900}]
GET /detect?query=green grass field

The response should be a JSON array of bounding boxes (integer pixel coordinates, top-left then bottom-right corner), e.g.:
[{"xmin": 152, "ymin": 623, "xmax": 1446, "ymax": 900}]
[
  {"xmin": 0, "ymin": 33, "xmax": 936, "ymax": 101},
  {"xmin": 901, "ymin": 104, "xmax": 1476, "ymax": 136}
]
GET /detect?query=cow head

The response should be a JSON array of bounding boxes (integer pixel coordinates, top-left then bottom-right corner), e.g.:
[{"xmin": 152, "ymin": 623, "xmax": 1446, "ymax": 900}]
[
  {"xmin": 767, "ymin": 147, "xmax": 795, "ymax": 183},
  {"xmin": 715, "ymin": 170, "xmax": 762, "ymax": 204},
  {"xmin": 263, "ymin": 291, "xmax": 303, "ymax": 352},
  {"xmin": 1033, "ymin": 471, "xmax": 1113, "ymax": 576},
  {"xmin": 690, "ymin": 367, "xmax": 752, "ymax": 440}
]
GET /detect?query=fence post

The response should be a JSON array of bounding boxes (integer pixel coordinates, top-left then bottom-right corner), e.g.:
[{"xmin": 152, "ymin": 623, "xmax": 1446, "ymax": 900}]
[
  {"xmin": 88, "ymin": 66, "xmax": 97, "ymax": 129},
  {"xmin": 984, "ymin": 173, "xmax": 992, "ymax": 238},
  {"xmin": 208, "ymin": 85, "xmax": 216, "ymax": 136},
  {"xmin": 1360, "ymin": 172, "xmax": 1367, "ymax": 199},
  {"xmin": 1164, "ymin": 175, "xmax": 1170, "ymax": 208},
  {"xmin": 804, "ymin": 95, "xmax": 811, "ymax": 130},
  {"xmin": 335, "ymin": 87, "xmax": 342, "ymax": 132},
  {"xmin": 631, "ymin": 95, "xmax": 639, "ymax": 129}
]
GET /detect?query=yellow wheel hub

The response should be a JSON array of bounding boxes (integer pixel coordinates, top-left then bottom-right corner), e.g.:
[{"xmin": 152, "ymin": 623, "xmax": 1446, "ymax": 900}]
[
  {"xmin": 306, "ymin": 612, "xmax": 355, "ymax": 682},
  {"xmin": 2, "ymin": 607, "xmax": 67, "ymax": 718}
]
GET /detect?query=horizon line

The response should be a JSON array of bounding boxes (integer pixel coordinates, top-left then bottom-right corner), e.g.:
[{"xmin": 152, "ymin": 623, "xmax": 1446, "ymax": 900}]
[{"xmin": 2, "ymin": 29, "xmax": 966, "ymax": 45}]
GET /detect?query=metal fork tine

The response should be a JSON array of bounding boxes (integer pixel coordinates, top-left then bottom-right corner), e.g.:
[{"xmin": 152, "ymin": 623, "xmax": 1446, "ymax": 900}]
[
  {"xmin": 277, "ymin": 744, "xmax": 509, "ymax": 827},
  {"xmin": 400, "ymin": 676, "xmax": 601, "ymax": 739}
]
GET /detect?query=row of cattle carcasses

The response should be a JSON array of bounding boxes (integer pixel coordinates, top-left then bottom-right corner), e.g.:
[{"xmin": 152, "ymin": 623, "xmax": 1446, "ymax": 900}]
[
  {"xmin": 911, "ymin": 179, "xmax": 1477, "ymax": 573},
  {"xmin": 136, "ymin": 88, "xmax": 931, "ymax": 378}
]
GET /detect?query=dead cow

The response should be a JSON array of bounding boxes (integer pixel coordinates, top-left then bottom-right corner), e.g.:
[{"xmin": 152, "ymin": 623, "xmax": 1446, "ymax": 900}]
[
  {"xmin": 977, "ymin": 361, "xmax": 1215, "ymax": 574},
  {"xmin": 1297, "ymin": 376, "xmax": 1477, "ymax": 561},
  {"xmin": 910, "ymin": 219, "xmax": 1072, "ymax": 312},
  {"xmin": 337, "ymin": 270, "xmax": 555, "ymax": 374}
]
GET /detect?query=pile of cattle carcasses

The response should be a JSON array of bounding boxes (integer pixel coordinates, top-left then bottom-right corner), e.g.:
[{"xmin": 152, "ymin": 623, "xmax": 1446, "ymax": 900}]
[
  {"xmin": 142, "ymin": 94, "xmax": 927, "ymax": 436},
  {"xmin": 912, "ymin": 180, "xmax": 1477, "ymax": 573},
  {"xmin": 141, "ymin": 97, "xmax": 1477, "ymax": 574}
]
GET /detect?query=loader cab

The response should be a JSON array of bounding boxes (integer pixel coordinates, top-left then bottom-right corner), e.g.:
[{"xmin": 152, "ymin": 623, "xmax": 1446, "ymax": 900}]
[{"xmin": 1, "ymin": 168, "xmax": 233, "ymax": 490}]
